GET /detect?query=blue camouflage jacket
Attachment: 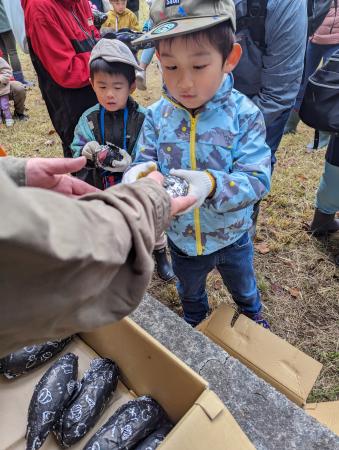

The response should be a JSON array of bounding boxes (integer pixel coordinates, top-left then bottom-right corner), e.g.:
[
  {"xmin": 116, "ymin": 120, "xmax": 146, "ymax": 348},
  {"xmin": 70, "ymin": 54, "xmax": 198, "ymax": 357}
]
[{"xmin": 132, "ymin": 75, "xmax": 271, "ymax": 256}]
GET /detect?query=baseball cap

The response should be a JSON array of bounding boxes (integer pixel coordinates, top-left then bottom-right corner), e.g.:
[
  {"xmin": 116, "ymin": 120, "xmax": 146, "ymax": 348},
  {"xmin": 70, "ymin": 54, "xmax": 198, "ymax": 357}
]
[
  {"xmin": 89, "ymin": 38, "xmax": 142, "ymax": 71},
  {"xmin": 133, "ymin": 0, "xmax": 236, "ymax": 45}
]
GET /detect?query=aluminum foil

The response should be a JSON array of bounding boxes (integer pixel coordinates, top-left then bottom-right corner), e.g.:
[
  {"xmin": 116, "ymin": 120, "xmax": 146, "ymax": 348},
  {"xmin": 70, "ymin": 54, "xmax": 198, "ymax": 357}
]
[
  {"xmin": 26, "ymin": 353, "xmax": 78, "ymax": 450},
  {"xmin": 163, "ymin": 175, "xmax": 189, "ymax": 198}
]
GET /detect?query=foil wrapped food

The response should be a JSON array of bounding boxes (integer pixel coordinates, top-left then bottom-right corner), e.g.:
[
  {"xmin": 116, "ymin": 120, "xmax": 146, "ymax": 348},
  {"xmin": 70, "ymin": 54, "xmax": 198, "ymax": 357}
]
[
  {"xmin": 84, "ymin": 396, "xmax": 168, "ymax": 450},
  {"xmin": 163, "ymin": 175, "xmax": 189, "ymax": 198},
  {"xmin": 54, "ymin": 358, "xmax": 119, "ymax": 447},
  {"xmin": 134, "ymin": 423, "xmax": 173, "ymax": 449},
  {"xmin": 26, "ymin": 353, "xmax": 78, "ymax": 450},
  {"xmin": 0, "ymin": 337, "xmax": 72, "ymax": 379}
]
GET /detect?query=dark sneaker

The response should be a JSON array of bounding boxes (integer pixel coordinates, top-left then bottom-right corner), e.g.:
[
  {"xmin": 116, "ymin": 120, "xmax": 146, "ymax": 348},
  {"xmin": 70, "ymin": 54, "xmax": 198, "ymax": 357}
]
[
  {"xmin": 242, "ymin": 311, "xmax": 270, "ymax": 329},
  {"xmin": 13, "ymin": 112, "xmax": 29, "ymax": 121}
]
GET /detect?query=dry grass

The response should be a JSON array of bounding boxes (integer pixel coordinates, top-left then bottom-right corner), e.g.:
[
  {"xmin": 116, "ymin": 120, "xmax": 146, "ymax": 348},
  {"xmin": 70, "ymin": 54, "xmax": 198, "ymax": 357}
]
[{"xmin": 2, "ymin": 3, "xmax": 337, "ymax": 402}]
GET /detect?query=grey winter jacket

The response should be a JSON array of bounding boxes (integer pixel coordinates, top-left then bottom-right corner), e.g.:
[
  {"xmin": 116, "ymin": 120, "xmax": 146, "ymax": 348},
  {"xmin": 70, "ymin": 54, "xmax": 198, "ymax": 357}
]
[
  {"xmin": 0, "ymin": 157, "xmax": 171, "ymax": 356},
  {"xmin": 233, "ymin": 0, "xmax": 308, "ymax": 128}
]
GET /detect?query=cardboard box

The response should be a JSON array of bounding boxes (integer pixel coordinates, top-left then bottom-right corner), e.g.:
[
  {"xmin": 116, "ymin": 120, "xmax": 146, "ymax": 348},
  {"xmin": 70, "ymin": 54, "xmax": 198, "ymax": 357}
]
[
  {"xmin": 0, "ymin": 317, "xmax": 254, "ymax": 449},
  {"xmin": 197, "ymin": 304, "xmax": 322, "ymax": 406},
  {"xmin": 304, "ymin": 401, "xmax": 339, "ymax": 436}
]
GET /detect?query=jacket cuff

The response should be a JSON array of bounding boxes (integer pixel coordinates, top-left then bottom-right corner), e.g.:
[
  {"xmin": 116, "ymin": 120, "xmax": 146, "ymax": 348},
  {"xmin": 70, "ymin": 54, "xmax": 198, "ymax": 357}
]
[
  {"xmin": 0, "ymin": 156, "xmax": 27, "ymax": 186},
  {"xmin": 136, "ymin": 178, "xmax": 172, "ymax": 239}
]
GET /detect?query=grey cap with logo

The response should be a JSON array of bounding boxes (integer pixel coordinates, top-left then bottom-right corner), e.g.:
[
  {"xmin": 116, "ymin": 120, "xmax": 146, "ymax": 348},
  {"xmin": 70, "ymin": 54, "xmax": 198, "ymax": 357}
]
[
  {"xmin": 133, "ymin": 0, "xmax": 236, "ymax": 45},
  {"xmin": 89, "ymin": 38, "xmax": 142, "ymax": 71}
]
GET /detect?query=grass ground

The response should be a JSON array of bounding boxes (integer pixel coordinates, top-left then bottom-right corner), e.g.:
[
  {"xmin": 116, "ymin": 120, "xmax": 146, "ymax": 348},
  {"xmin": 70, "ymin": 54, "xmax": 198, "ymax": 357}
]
[{"xmin": 1, "ymin": 7, "xmax": 337, "ymax": 402}]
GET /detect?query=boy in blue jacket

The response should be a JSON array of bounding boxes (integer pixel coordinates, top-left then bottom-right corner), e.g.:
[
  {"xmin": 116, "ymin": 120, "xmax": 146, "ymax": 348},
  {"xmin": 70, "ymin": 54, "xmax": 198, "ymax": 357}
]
[{"xmin": 123, "ymin": 0, "xmax": 272, "ymax": 327}]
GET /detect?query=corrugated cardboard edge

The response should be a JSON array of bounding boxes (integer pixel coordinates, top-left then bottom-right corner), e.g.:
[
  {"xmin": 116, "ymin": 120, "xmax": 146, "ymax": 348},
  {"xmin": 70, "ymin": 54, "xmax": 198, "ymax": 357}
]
[
  {"xmin": 198, "ymin": 305, "xmax": 322, "ymax": 406},
  {"xmin": 160, "ymin": 390, "xmax": 255, "ymax": 450},
  {"xmin": 304, "ymin": 401, "xmax": 339, "ymax": 436}
]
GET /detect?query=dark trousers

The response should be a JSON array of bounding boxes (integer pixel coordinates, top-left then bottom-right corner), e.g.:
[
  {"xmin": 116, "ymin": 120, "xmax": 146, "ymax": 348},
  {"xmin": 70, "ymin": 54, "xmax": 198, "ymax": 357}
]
[
  {"xmin": 169, "ymin": 233, "xmax": 262, "ymax": 326},
  {"xmin": 0, "ymin": 30, "xmax": 22, "ymax": 73}
]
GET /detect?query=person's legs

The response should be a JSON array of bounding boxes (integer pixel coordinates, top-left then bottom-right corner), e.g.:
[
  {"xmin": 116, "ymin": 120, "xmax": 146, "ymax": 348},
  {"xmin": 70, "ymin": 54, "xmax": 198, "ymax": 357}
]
[
  {"xmin": 9, "ymin": 81, "xmax": 28, "ymax": 119},
  {"xmin": 153, "ymin": 233, "xmax": 175, "ymax": 282},
  {"xmin": 310, "ymin": 135, "xmax": 339, "ymax": 234},
  {"xmin": 266, "ymin": 109, "xmax": 291, "ymax": 169},
  {"xmin": 0, "ymin": 94, "xmax": 13, "ymax": 126},
  {"xmin": 216, "ymin": 233, "xmax": 262, "ymax": 315},
  {"xmin": 169, "ymin": 239, "xmax": 214, "ymax": 326},
  {"xmin": 1, "ymin": 30, "xmax": 22, "ymax": 73}
]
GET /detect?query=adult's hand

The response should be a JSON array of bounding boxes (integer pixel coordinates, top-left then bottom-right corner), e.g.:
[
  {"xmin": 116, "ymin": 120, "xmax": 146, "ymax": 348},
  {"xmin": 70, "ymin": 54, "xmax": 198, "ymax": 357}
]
[
  {"xmin": 26, "ymin": 157, "xmax": 99, "ymax": 196},
  {"xmin": 146, "ymin": 171, "xmax": 196, "ymax": 217}
]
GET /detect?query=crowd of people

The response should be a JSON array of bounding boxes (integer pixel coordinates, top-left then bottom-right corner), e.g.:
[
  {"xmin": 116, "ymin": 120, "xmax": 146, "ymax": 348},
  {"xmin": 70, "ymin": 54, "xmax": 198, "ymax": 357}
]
[{"xmin": 0, "ymin": 0, "xmax": 338, "ymax": 353}]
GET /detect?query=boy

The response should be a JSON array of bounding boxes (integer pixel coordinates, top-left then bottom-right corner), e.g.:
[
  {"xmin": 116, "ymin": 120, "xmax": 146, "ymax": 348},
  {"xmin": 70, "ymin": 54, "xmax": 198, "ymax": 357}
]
[
  {"xmin": 71, "ymin": 38, "xmax": 175, "ymax": 282},
  {"xmin": 123, "ymin": 0, "xmax": 272, "ymax": 328},
  {"xmin": 102, "ymin": 0, "xmax": 140, "ymax": 31}
]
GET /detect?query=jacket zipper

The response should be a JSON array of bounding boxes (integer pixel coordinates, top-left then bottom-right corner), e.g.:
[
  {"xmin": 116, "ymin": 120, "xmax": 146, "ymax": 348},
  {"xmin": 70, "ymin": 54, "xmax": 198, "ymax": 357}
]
[
  {"xmin": 162, "ymin": 94, "xmax": 203, "ymax": 255},
  {"xmin": 189, "ymin": 115, "xmax": 203, "ymax": 256}
]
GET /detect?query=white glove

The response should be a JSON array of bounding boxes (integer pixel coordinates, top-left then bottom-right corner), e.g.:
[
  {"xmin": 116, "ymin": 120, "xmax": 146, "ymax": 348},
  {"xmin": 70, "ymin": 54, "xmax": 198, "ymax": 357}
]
[
  {"xmin": 82, "ymin": 141, "xmax": 101, "ymax": 161},
  {"xmin": 169, "ymin": 169, "xmax": 214, "ymax": 214},
  {"xmin": 108, "ymin": 148, "xmax": 132, "ymax": 172},
  {"xmin": 122, "ymin": 161, "xmax": 157, "ymax": 184}
]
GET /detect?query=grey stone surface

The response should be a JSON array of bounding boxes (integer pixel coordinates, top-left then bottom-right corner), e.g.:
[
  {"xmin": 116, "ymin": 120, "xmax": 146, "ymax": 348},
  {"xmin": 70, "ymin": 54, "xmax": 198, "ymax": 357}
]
[{"xmin": 131, "ymin": 294, "xmax": 339, "ymax": 450}]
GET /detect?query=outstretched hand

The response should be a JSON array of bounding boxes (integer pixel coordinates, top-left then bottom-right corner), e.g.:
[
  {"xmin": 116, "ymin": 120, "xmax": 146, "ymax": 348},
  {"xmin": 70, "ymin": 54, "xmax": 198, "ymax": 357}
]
[
  {"xmin": 26, "ymin": 157, "xmax": 99, "ymax": 196},
  {"xmin": 146, "ymin": 171, "xmax": 197, "ymax": 217}
]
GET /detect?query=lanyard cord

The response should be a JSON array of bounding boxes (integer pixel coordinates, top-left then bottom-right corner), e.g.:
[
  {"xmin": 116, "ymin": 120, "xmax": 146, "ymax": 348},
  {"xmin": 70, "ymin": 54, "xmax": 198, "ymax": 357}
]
[
  {"xmin": 100, "ymin": 106, "xmax": 129, "ymax": 150},
  {"xmin": 71, "ymin": 10, "xmax": 96, "ymax": 47}
]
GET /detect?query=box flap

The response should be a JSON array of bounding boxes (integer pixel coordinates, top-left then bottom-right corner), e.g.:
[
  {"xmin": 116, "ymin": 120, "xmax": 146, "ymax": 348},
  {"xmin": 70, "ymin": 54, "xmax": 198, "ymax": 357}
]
[
  {"xmin": 81, "ymin": 317, "xmax": 208, "ymax": 423},
  {"xmin": 200, "ymin": 304, "xmax": 322, "ymax": 406},
  {"xmin": 304, "ymin": 401, "xmax": 339, "ymax": 436},
  {"xmin": 160, "ymin": 390, "xmax": 255, "ymax": 450}
]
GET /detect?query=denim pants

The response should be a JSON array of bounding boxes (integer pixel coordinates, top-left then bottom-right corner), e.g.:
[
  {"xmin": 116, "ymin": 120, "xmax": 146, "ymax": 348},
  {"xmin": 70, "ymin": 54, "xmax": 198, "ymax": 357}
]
[
  {"xmin": 266, "ymin": 109, "xmax": 291, "ymax": 168},
  {"xmin": 169, "ymin": 232, "xmax": 261, "ymax": 326},
  {"xmin": 316, "ymin": 161, "xmax": 339, "ymax": 214},
  {"xmin": 295, "ymin": 42, "xmax": 339, "ymax": 111}
]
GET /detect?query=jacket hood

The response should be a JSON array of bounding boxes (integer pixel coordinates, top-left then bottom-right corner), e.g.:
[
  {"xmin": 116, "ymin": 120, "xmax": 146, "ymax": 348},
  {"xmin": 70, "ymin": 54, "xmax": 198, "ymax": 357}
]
[{"xmin": 163, "ymin": 74, "xmax": 234, "ymax": 114}]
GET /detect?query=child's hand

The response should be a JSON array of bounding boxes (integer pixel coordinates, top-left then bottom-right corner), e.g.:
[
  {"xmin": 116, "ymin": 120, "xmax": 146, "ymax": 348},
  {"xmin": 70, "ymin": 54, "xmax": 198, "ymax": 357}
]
[
  {"xmin": 122, "ymin": 161, "xmax": 157, "ymax": 184},
  {"xmin": 82, "ymin": 141, "xmax": 101, "ymax": 161},
  {"xmin": 107, "ymin": 148, "xmax": 132, "ymax": 172},
  {"xmin": 169, "ymin": 169, "xmax": 215, "ymax": 214}
]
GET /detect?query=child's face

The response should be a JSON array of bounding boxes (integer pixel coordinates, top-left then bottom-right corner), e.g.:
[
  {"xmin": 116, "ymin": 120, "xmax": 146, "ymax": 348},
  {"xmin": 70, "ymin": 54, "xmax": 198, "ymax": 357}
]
[
  {"xmin": 157, "ymin": 36, "xmax": 241, "ymax": 110},
  {"xmin": 90, "ymin": 71, "xmax": 134, "ymax": 112},
  {"xmin": 111, "ymin": 0, "xmax": 127, "ymax": 14}
]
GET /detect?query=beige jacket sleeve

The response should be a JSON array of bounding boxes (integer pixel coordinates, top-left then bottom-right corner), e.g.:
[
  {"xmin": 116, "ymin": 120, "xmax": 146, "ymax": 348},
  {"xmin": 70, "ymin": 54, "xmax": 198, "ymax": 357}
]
[{"xmin": 0, "ymin": 158, "xmax": 171, "ymax": 357}]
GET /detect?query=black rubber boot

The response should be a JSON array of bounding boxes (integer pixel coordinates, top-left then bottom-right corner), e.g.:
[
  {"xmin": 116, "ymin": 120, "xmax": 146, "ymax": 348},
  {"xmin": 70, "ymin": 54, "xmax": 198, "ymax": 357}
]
[
  {"xmin": 310, "ymin": 209, "xmax": 339, "ymax": 236},
  {"xmin": 153, "ymin": 248, "xmax": 175, "ymax": 282}
]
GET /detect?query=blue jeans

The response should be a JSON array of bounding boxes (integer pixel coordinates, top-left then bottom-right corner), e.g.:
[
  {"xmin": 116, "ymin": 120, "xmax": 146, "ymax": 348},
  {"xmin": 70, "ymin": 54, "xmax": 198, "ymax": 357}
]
[
  {"xmin": 266, "ymin": 109, "xmax": 291, "ymax": 168},
  {"xmin": 169, "ymin": 233, "xmax": 262, "ymax": 326},
  {"xmin": 316, "ymin": 161, "xmax": 339, "ymax": 214},
  {"xmin": 140, "ymin": 47, "xmax": 155, "ymax": 66},
  {"xmin": 295, "ymin": 42, "xmax": 339, "ymax": 111}
]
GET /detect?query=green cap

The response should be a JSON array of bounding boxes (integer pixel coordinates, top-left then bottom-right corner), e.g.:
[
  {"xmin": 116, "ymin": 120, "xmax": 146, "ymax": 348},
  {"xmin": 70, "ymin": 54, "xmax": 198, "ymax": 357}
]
[{"xmin": 133, "ymin": 0, "xmax": 235, "ymax": 45}]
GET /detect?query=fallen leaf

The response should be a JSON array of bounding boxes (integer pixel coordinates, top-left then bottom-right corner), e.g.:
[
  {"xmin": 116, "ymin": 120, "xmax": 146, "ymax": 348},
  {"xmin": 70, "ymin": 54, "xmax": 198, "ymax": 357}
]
[
  {"xmin": 254, "ymin": 242, "xmax": 270, "ymax": 254},
  {"xmin": 47, "ymin": 129, "xmax": 56, "ymax": 135},
  {"xmin": 296, "ymin": 174, "xmax": 308, "ymax": 182},
  {"xmin": 287, "ymin": 287, "xmax": 301, "ymax": 298}
]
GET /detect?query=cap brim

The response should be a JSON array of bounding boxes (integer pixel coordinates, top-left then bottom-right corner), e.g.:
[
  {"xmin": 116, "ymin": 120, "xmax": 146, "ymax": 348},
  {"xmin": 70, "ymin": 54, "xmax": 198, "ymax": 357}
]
[
  {"xmin": 132, "ymin": 16, "xmax": 231, "ymax": 45},
  {"xmin": 90, "ymin": 55, "xmax": 142, "ymax": 71}
]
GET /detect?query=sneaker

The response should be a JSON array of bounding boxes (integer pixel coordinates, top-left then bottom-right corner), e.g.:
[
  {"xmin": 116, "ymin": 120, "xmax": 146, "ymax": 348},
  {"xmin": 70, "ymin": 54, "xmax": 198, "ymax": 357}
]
[
  {"xmin": 13, "ymin": 112, "xmax": 29, "ymax": 121},
  {"xmin": 136, "ymin": 70, "xmax": 147, "ymax": 91},
  {"xmin": 5, "ymin": 118, "xmax": 14, "ymax": 127},
  {"xmin": 241, "ymin": 311, "xmax": 270, "ymax": 329}
]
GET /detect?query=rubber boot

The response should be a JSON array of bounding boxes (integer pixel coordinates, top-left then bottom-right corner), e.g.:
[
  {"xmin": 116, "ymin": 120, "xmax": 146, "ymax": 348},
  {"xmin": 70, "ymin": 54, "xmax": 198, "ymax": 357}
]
[
  {"xmin": 283, "ymin": 109, "xmax": 300, "ymax": 135},
  {"xmin": 153, "ymin": 248, "xmax": 175, "ymax": 282},
  {"xmin": 307, "ymin": 131, "xmax": 331, "ymax": 151},
  {"xmin": 310, "ymin": 209, "xmax": 339, "ymax": 236}
]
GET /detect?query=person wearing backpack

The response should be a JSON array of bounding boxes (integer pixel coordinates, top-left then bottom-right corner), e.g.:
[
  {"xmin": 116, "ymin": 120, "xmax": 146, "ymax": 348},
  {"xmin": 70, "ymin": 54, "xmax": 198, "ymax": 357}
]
[{"xmin": 284, "ymin": 1, "xmax": 339, "ymax": 151}]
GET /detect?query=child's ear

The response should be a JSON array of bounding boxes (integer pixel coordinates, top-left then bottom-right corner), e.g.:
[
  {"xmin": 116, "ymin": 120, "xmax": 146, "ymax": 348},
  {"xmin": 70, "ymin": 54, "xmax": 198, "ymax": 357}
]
[
  {"xmin": 130, "ymin": 81, "xmax": 136, "ymax": 94},
  {"xmin": 223, "ymin": 43, "xmax": 242, "ymax": 74},
  {"xmin": 89, "ymin": 77, "xmax": 94, "ymax": 88}
]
